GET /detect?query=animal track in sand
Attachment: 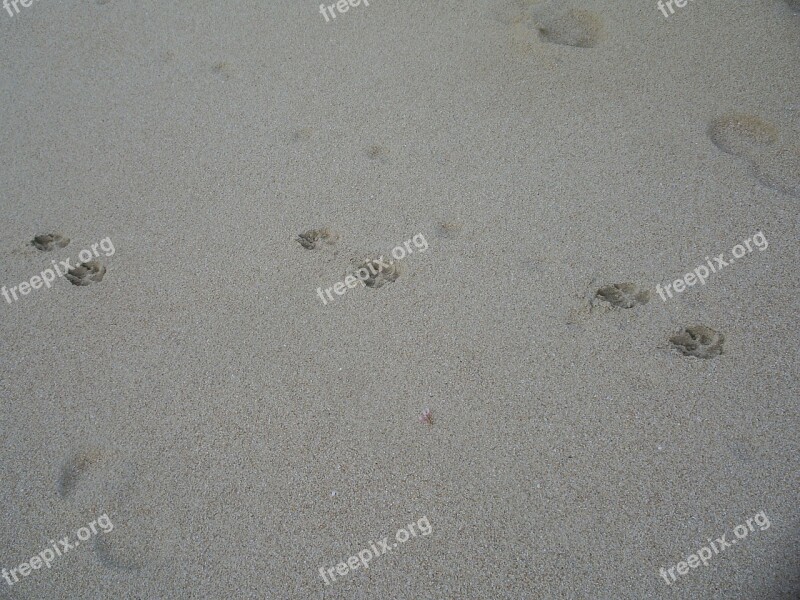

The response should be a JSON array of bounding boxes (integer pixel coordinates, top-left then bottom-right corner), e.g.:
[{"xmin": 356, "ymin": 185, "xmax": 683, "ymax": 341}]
[
  {"xmin": 357, "ymin": 258, "xmax": 402, "ymax": 289},
  {"xmin": 708, "ymin": 114, "xmax": 778, "ymax": 158},
  {"xmin": 296, "ymin": 228, "xmax": 339, "ymax": 250},
  {"xmin": 93, "ymin": 534, "xmax": 145, "ymax": 572},
  {"xmin": 593, "ymin": 283, "xmax": 650, "ymax": 309},
  {"xmin": 366, "ymin": 144, "xmax": 390, "ymax": 163},
  {"xmin": 669, "ymin": 325, "xmax": 724, "ymax": 359},
  {"xmin": 211, "ymin": 62, "xmax": 234, "ymax": 81},
  {"xmin": 65, "ymin": 261, "xmax": 106, "ymax": 286},
  {"xmin": 31, "ymin": 234, "xmax": 70, "ymax": 251},
  {"xmin": 708, "ymin": 113, "xmax": 800, "ymax": 197},
  {"xmin": 436, "ymin": 221, "xmax": 464, "ymax": 238},
  {"xmin": 535, "ymin": 9, "xmax": 606, "ymax": 48},
  {"xmin": 291, "ymin": 127, "xmax": 314, "ymax": 142},
  {"xmin": 568, "ymin": 280, "xmax": 646, "ymax": 322},
  {"xmin": 752, "ymin": 145, "xmax": 800, "ymax": 198},
  {"xmin": 57, "ymin": 449, "xmax": 104, "ymax": 498}
]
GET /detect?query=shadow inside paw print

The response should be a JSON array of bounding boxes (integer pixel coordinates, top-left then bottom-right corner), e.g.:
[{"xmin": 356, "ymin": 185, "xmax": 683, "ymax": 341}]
[
  {"xmin": 296, "ymin": 228, "xmax": 339, "ymax": 250},
  {"xmin": 594, "ymin": 283, "xmax": 650, "ymax": 309},
  {"xmin": 357, "ymin": 258, "xmax": 401, "ymax": 289},
  {"xmin": 66, "ymin": 261, "xmax": 106, "ymax": 286},
  {"xmin": 31, "ymin": 234, "xmax": 70, "ymax": 251},
  {"xmin": 669, "ymin": 325, "xmax": 724, "ymax": 359}
]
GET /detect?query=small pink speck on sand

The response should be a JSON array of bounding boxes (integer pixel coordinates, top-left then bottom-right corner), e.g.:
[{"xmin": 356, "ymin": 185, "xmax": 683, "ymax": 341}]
[{"xmin": 419, "ymin": 408, "xmax": 433, "ymax": 425}]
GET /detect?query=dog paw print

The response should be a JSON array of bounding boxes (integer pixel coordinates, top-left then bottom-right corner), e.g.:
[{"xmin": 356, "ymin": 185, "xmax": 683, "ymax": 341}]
[
  {"xmin": 357, "ymin": 257, "xmax": 401, "ymax": 289},
  {"xmin": 669, "ymin": 325, "xmax": 724, "ymax": 359},
  {"xmin": 594, "ymin": 283, "xmax": 650, "ymax": 309},
  {"xmin": 65, "ymin": 261, "xmax": 106, "ymax": 286},
  {"xmin": 31, "ymin": 234, "xmax": 70, "ymax": 251},
  {"xmin": 296, "ymin": 228, "xmax": 339, "ymax": 250}
]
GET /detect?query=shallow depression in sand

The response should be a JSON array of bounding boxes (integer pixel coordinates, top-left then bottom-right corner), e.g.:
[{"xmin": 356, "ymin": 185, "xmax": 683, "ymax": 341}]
[
  {"xmin": 535, "ymin": 9, "xmax": 605, "ymax": 49},
  {"xmin": 708, "ymin": 114, "xmax": 778, "ymax": 158}
]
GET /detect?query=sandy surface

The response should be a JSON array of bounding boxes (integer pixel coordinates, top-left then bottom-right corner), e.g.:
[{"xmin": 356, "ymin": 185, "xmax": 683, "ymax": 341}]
[{"xmin": 1, "ymin": 0, "xmax": 798, "ymax": 598}]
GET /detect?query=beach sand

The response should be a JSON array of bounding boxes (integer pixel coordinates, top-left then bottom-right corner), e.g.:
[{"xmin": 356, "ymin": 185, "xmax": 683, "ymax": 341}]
[{"xmin": 0, "ymin": 0, "xmax": 798, "ymax": 598}]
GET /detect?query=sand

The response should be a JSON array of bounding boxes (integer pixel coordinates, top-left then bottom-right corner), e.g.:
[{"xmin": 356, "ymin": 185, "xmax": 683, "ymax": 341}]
[{"xmin": 1, "ymin": 0, "xmax": 798, "ymax": 598}]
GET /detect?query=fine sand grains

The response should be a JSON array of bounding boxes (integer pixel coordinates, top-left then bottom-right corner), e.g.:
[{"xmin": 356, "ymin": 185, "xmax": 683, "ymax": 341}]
[{"xmin": 1, "ymin": 0, "xmax": 797, "ymax": 598}]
